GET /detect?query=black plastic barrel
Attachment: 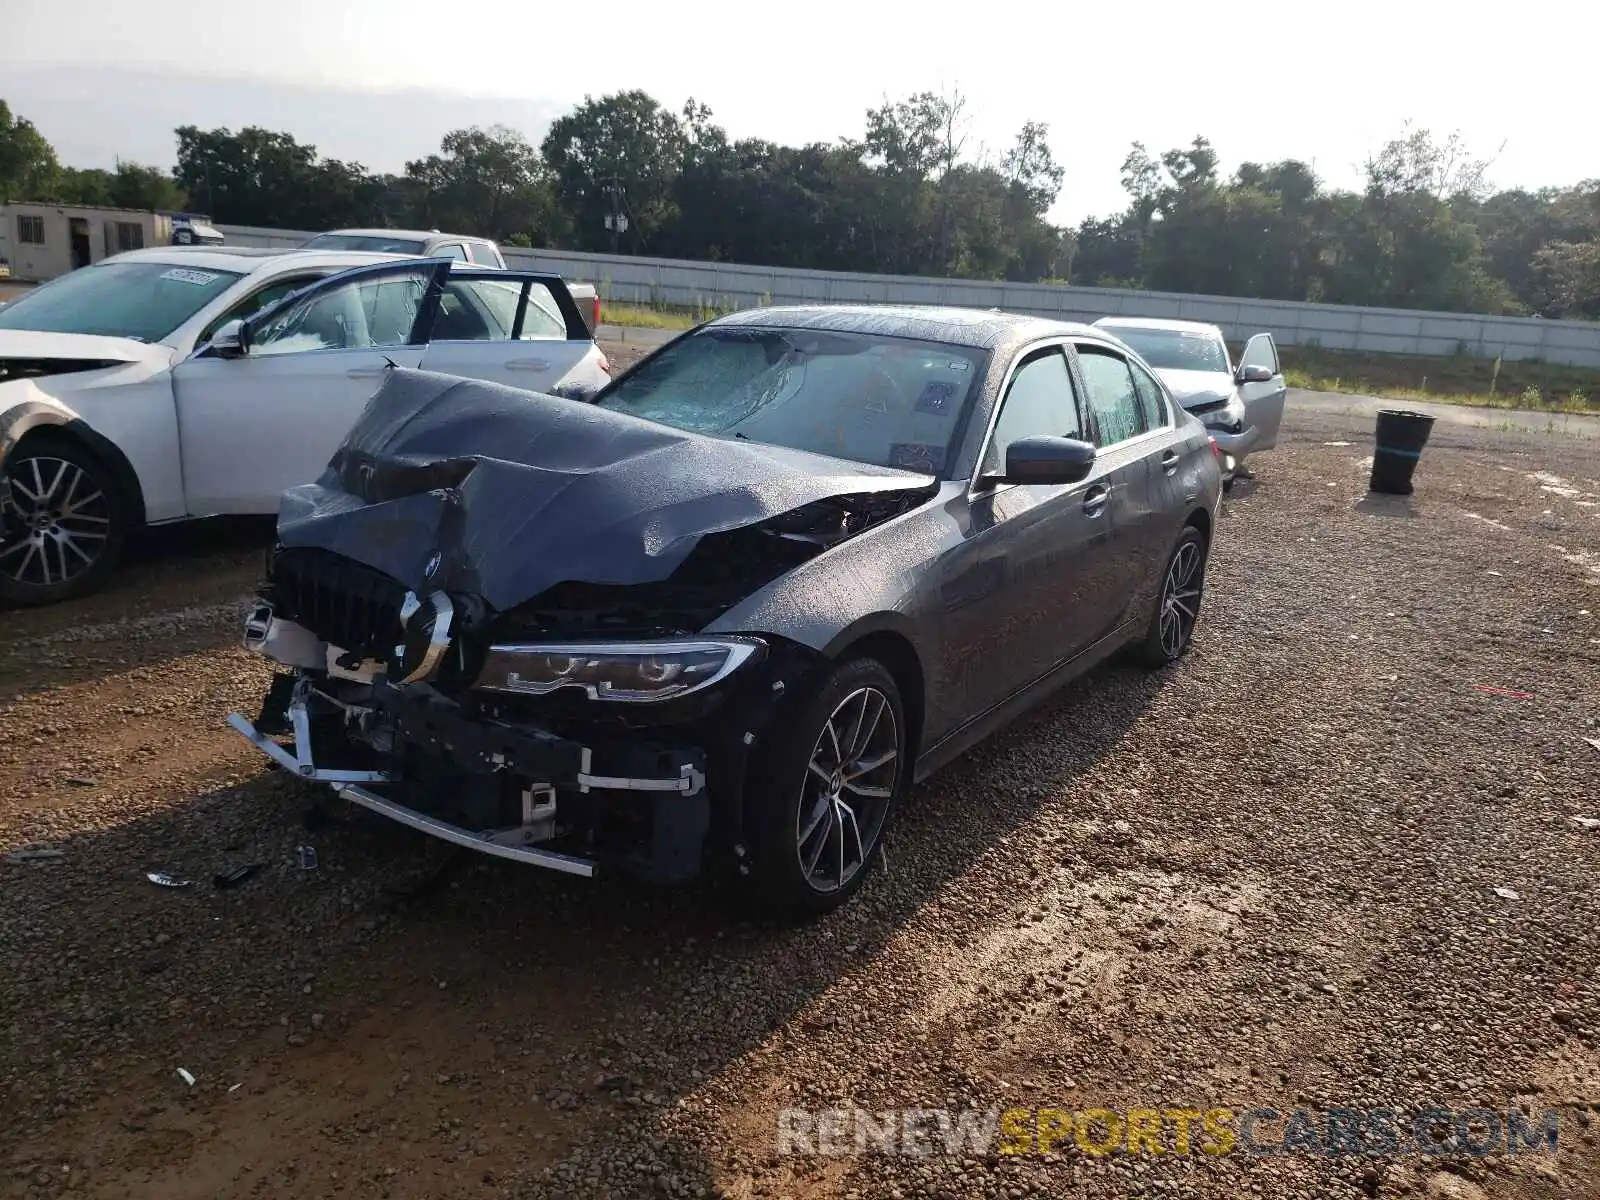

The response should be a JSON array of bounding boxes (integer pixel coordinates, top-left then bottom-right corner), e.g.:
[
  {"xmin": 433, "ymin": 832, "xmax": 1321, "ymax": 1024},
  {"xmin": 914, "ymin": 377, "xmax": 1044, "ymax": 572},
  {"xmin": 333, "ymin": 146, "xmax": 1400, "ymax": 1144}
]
[{"xmin": 1369, "ymin": 409, "xmax": 1436, "ymax": 495}]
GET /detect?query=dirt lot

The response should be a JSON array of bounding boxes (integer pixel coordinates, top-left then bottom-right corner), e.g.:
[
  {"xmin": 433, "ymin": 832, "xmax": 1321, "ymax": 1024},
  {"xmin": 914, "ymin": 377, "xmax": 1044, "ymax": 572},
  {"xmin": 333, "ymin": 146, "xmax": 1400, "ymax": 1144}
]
[{"xmin": 3, "ymin": 372, "xmax": 1599, "ymax": 1200}]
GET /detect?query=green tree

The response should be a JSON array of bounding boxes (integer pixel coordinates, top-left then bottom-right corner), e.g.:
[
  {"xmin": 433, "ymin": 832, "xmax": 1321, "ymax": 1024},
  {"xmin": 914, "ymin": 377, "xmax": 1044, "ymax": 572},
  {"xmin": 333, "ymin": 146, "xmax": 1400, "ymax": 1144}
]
[
  {"xmin": 0, "ymin": 100, "xmax": 59, "ymax": 201},
  {"xmin": 403, "ymin": 126, "xmax": 564, "ymax": 243},
  {"xmin": 541, "ymin": 91, "xmax": 688, "ymax": 251}
]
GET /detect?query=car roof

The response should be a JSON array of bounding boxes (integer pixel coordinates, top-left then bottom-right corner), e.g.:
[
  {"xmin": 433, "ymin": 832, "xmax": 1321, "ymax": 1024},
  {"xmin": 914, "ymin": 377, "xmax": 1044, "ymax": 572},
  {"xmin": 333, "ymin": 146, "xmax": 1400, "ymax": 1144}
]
[
  {"xmin": 710, "ymin": 304, "xmax": 1103, "ymax": 351},
  {"xmin": 315, "ymin": 228, "xmax": 496, "ymax": 245},
  {"xmin": 92, "ymin": 246, "xmax": 431, "ymax": 274},
  {"xmin": 1093, "ymin": 316, "xmax": 1224, "ymax": 336}
]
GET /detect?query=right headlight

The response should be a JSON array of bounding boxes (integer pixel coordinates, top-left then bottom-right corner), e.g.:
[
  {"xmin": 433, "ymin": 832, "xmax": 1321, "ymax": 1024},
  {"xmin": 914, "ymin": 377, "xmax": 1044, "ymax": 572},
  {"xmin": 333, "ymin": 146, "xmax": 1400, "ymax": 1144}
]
[{"xmin": 473, "ymin": 637, "xmax": 763, "ymax": 703}]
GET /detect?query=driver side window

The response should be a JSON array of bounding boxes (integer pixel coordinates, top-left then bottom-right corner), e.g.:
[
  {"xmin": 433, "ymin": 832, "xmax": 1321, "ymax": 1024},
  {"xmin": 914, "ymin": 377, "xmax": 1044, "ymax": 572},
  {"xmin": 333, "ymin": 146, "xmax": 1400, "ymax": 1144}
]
[
  {"xmin": 199, "ymin": 274, "xmax": 324, "ymax": 344},
  {"xmin": 981, "ymin": 346, "xmax": 1083, "ymax": 476},
  {"xmin": 250, "ymin": 269, "xmax": 431, "ymax": 356}
]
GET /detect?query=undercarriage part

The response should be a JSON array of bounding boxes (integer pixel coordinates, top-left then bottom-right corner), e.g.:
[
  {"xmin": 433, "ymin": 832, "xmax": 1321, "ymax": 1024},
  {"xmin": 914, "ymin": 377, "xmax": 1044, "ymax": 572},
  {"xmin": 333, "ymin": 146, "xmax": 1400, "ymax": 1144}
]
[{"xmin": 336, "ymin": 784, "xmax": 597, "ymax": 876}]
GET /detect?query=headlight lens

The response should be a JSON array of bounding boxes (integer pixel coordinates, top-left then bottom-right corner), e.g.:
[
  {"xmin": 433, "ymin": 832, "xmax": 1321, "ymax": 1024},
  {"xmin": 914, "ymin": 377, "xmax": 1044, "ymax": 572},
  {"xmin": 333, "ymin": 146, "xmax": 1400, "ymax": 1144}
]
[{"xmin": 473, "ymin": 638, "xmax": 762, "ymax": 703}]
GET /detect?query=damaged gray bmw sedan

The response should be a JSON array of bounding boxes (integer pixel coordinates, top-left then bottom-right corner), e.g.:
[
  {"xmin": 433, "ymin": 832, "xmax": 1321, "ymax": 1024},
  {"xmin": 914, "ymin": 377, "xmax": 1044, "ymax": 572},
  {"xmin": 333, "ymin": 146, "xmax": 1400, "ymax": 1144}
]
[{"xmin": 229, "ymin": 306, "xmax": 1223, "ymax": 914}]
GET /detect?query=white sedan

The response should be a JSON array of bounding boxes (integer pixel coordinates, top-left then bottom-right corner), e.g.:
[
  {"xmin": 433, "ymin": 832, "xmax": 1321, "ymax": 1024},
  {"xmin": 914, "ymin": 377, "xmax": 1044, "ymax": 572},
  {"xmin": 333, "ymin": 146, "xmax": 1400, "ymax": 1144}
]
[{"xmin": 0, "ymin": 247, "xmax": 611, "ymax": 604}]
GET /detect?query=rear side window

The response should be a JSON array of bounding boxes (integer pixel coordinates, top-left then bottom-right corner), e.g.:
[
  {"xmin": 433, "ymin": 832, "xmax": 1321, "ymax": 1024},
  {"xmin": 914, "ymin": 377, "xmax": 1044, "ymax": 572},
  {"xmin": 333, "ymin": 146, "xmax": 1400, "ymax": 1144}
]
[
  {"xmin": 431, "ymin": 279, "xmax": 570, "ymax": 341},
  {"xmin": 434, "ymin": 243, "xmax": 469, "ymax": 261},
  {"xmin": 1128, "ymin": 360, "xmax": 1169, "ymax": 429},
  {"xmin": 1076, "ymin": 345, "xmax": 1149, "ymax": 447},
  {"xmin": 466, "ymin": 242, "xmax": 502, "ymax": 267}
]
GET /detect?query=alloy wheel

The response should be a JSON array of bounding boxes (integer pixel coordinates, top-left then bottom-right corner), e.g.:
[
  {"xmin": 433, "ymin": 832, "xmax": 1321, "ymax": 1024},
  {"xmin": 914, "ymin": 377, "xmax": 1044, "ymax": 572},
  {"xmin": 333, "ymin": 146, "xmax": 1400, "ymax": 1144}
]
[
  {"xmin": 795, "ymin": 686, "xmax": 900, "ymax": 893},
  {"xmin": 1159, "ymin": 540, "xmax": 1204, "ymax": 658},
  {"xmin": 0, "ymin": 455, "xmax": 113, "ymax": 590}
]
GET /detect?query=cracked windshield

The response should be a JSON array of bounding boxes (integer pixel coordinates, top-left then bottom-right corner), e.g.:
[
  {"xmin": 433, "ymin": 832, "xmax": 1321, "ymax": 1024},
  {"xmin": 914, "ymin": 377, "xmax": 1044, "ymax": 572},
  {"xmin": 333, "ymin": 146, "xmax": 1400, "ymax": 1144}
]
[{"xmin": 594, "ymin": 327, "xmax": 986, "ymax": 474}]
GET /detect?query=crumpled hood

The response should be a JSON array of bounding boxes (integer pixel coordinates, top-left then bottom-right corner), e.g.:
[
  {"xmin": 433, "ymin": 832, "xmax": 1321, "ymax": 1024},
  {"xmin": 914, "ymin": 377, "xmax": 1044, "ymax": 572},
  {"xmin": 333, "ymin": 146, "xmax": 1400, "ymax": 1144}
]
[
  {"xmin": 0, "ymin": 329, "xmax": 173, "ymax": 366},
  {"xmin": 1155, "ymin": 367, "xmax": 1237, "ymax": 409},
  {"xmin": 276, "ymin": 368, "xmax": 936, "ymax": 612}
]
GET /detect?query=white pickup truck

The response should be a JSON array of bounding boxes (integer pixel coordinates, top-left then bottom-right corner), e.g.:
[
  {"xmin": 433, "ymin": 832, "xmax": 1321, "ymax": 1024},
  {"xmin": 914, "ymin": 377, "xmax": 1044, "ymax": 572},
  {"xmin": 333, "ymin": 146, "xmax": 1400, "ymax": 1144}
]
[{"xmin": 302, "ymin": 229, "xmax": 601, "ymax": 333}]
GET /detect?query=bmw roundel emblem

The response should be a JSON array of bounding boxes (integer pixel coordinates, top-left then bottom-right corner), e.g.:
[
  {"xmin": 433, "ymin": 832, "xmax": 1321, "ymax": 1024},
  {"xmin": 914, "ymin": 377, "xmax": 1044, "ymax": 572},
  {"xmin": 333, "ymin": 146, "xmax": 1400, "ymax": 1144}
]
[{"xmin": 423, "ymin": 549, "xmax": 443, "ymax": 581}]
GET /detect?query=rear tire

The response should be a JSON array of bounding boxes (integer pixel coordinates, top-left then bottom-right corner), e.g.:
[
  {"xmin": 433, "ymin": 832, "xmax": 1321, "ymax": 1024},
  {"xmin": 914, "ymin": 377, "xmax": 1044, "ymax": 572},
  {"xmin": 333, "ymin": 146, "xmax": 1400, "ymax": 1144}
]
[
  {"xmin": 0, "ymin": 435, "xmax": 129, "ymax": 606},
  {"xmin": 746, "ymin": 656, "xmax": 907, "ymax": 917},
  {"xmin": 1133, "ymin": 526, "xmax": 1208, "ymax": 668}
]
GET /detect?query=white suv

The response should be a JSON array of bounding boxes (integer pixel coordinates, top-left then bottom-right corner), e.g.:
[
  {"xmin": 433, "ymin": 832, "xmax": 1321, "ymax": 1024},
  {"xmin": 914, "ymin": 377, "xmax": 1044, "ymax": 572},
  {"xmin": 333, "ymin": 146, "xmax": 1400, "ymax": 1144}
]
[{"xmin": 301, "ymin": 228, "xmax": 507, "ymax": 267}]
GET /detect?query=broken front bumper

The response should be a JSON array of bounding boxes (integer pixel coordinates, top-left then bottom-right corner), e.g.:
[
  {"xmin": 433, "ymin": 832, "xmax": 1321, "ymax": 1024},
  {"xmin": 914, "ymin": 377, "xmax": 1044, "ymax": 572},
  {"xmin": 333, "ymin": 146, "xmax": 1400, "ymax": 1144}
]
[
  {"xmin": 227, "ymin": 675, "xmax": 706, "ymax": 880},
  {"xmin": 1206, "ymin": 423, "xmax": 1260, "ymax": 460}
]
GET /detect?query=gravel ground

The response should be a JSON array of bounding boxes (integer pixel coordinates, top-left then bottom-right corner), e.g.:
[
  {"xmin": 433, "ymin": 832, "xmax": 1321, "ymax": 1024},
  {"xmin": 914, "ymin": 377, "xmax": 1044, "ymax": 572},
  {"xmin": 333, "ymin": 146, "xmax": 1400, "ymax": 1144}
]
[{"xmin": 2, "ymin": 370, "xmax": 1599, "ymax": 1200}]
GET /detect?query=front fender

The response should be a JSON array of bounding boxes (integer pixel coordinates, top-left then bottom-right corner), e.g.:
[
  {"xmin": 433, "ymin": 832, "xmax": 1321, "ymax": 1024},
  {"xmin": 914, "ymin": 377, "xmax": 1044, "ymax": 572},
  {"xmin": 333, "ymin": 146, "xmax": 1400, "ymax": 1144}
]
[
  {"xmin": 0, "ymin": 396, "xmax": 82, "ymax": 463},
  {"xmin": 0, "ymin": 394, "xmax": 147, "ymax": 529}
]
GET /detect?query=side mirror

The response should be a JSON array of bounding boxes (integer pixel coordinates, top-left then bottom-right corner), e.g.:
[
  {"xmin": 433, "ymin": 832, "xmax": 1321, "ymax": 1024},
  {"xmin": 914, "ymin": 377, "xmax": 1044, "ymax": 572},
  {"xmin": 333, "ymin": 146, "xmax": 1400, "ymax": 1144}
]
[
  {"xmin": 1236, "ymin": 363, "xmax": 1274, "ymax": 384},
  {"xmin": 996, "ymin": 435, "xmax": 1097, "ymax": 486},
  {"xmin": 208, "ymin": 318, "xmax": 248, "ymax": 359}
]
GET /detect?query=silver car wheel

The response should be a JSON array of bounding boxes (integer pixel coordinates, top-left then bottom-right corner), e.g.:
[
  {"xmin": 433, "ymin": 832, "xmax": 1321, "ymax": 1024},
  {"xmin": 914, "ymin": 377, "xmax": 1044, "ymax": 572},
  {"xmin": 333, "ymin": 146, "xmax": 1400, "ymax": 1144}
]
[
  {"xmin": 1159, "ymin": 540, "xmax": 1203, "ymax": 659},
  {"xmin": 795, "ymin": 685, "xmax": 900, "ymax": 894},
  {"xmin": 0, "ymin": 455, "xmax": 112, "ymax": 590}
]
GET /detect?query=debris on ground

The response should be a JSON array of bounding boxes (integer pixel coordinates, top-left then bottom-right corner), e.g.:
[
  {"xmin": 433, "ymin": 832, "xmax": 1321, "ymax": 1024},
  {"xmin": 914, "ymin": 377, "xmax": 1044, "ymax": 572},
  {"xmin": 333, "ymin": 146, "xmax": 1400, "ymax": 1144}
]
[
  {"xmin": 213, "ymin": 863, "xmax": 265, "ymax": 889},
  {"xmin": 4, "ymin": 846, "xmax": 65, "ymax": 865},
  {"xmin": 1493, "ymin": 886, "xmax": 1523, "ymax": 901},
  {"xmin": 176, "ymin": 1068, "xmax": 196, "ymax": 1087},
  {"xmin": 1472, "ymin": 683, "xmax": 1536, "ymax": 700},
  {"xmin": 146, "ymin": 872, "xmax": 193, "ymax": 889}
]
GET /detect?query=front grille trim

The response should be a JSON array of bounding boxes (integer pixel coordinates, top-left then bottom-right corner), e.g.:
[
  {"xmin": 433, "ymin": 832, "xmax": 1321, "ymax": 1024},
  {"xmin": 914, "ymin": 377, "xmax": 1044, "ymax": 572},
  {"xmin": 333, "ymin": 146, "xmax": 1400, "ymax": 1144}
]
[{"xmin": 268, "ymin": 547, "xmax": 408, "ymax": 660}]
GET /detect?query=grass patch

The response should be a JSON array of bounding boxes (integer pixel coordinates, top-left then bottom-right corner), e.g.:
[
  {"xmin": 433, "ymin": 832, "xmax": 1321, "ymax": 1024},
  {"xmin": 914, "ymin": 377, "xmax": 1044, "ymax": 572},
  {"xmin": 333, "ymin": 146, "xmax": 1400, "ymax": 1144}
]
[
  {"xmin": 600, "ymin": 302, "xmax": 701, "ymax": 331},
  {"xmin": 1274, "ymin": 344, "xmax": 1600, "ymax": 414}
]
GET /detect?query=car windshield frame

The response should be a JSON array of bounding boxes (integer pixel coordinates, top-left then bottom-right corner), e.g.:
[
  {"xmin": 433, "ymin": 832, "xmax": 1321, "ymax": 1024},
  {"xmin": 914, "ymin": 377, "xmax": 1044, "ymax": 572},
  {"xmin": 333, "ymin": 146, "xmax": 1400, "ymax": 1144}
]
[
  {"xmin": 591, "ymin": 324, "xmax": 991, "ymax": 479},
  {"xmin": 0, "ymin": 260, "xmax": 245, "ymax": 342},
  {"xmin": 302, "ymin": 233, "xmax": 428, "ymax": 254},
  {"xmin": 1107, "ymin": 326, "xmax": 1231, "ymax": 374}
]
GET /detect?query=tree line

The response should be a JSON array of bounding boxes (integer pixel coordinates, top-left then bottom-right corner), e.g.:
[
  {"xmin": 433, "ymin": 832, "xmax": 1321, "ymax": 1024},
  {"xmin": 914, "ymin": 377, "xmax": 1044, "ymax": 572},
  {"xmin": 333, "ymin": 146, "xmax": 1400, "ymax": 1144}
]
[{"xmin": 2, "ymin": 94, "xmax": 1597, "ymax": 319}]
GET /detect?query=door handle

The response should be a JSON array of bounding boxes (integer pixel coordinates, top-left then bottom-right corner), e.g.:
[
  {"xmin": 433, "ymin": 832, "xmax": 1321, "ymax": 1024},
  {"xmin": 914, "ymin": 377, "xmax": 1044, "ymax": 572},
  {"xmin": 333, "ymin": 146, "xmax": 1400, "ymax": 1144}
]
[
  {"xmin": 1160, "ymin": 449, "xmax": 1180, "ymax": 475},
  {"xmin": 1082, "ymin": 485, "xmax": 1110, "ymax": 517},
  {"xmin": 346, "ymin": 368, "xmax": 387, "ymax": 379}
]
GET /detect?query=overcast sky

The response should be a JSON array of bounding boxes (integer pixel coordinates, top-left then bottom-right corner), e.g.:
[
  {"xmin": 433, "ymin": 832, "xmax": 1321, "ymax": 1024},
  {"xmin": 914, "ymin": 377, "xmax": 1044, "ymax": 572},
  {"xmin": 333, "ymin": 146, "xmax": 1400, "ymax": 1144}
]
[{"xmin": 5, "ymin": 0, "xmax": 1596, "ymax": 224}]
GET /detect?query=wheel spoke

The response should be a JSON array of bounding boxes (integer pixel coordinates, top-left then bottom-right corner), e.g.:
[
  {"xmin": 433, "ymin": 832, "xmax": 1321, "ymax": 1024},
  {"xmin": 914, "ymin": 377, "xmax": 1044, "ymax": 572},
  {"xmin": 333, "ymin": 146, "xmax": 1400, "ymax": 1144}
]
[
  {"xmin": 823, "ymin": 718, "xmax": 843, "ymax": 768},
  {"xmin": 843, "ymin": 781, "xmax": 891, "ymax": 800},
  {"xmin": 801, "ymin": 802, "xmax": 834, "ymax": 877},
  {"xmin": 844, "ymin": 748, "xmax": 897, "ymax": 778},
  {"xmin": 838, "ymin": 803, "xmax": 864, "ymax": 876},
  {"xmin": 853, "ymin": 691, "xmax": 887, "ymax": 759},
  {"xmin": 798, "ymin": 794, "xmax": 830, "ymax": 850}
]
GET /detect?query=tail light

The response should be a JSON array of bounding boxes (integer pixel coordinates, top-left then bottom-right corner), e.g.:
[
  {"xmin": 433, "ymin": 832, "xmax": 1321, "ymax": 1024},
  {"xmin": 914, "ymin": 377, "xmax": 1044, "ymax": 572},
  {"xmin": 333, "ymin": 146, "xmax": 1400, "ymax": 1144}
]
[
  {"xmin": 591, "ymin": 295, "xmax": 602, "ymax": 332},
  {"xmin": 1208, "ymin": 436, "xmax": 1222, "ymax": 460}
]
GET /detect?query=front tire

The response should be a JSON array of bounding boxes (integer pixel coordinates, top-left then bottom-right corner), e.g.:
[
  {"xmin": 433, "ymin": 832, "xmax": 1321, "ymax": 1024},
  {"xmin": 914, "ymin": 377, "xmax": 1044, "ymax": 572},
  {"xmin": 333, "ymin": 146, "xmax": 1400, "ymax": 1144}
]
[
  {"xmin": 748, "ymin": 656, "xmax": 907, "ymax": 916},
  {"xmin": 0, "ymin": 437, "xmax": 128, "ymax": 606},
  {"xmin": 1133, "ymin": 526, "xmax": 1209, "ymax": 668}
]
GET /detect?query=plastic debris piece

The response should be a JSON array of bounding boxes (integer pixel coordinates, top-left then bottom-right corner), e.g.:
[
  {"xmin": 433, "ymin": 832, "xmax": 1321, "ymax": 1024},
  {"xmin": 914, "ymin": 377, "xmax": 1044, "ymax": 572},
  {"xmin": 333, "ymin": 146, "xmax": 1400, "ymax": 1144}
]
[
  {"xmin": 176, "ymin": 1068, "xmax": 196, "ymax": 1087},
  {"xmin": 228, "ymin": 1082, "xmax": 243, "ymax": 1094},
  {"xmin": 1571, "ymin": 817, "xmax": 1600, "ymax": 830},
  {"xmin": 213, "ymin": 863, "xmax": 265, "ymax": 890},
  {"xmin": 1472, "ymin": 684, "xmax": 1535, "ymax": 700},
  {"xmin": 5, "ymin": 846, "xmax": 65, "ymax": 864},
  {"xmin": 1584, "ymin": 737, "xmax": 1600, "ymax": 756},
  {"xmin": 296, "ymin": 845, "xmax": 319, "ymax": 871},
  {"xmin": 146, "ymin": 872, "xmax": 193, "ymax": 889},
  {"xmin": 1493, "ymin": 886, "xmax": 1522, "ymax": 901}
]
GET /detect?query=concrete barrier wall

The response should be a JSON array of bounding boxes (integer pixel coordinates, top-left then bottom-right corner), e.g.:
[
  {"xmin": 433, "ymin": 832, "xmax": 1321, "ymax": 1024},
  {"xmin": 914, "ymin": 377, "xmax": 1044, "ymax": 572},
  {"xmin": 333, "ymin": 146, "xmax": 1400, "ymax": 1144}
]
[{"xmin": 217, "ymin": 224, "xmax": 1600, "ymax": 368}]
